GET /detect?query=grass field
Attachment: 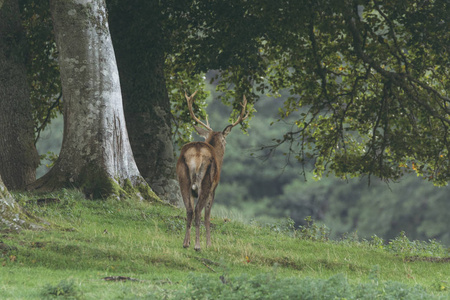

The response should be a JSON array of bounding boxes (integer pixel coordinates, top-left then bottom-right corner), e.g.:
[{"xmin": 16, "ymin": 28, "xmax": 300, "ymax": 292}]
[{"xmin": 0, "ymin": 189, "xmax": 449, "ymax": 299}]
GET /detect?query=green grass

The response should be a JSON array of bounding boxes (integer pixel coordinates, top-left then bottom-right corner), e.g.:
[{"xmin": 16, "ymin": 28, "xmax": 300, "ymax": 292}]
[{"xmin": 0, "ymin": 189, "xmax": 449, "ymax": 299}]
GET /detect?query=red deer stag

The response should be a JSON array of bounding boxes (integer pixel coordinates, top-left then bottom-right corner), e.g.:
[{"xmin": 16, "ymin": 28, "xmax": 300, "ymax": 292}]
[{"xmin": 177, "ymin": 91, "xmax": 249, "ymax": 251}]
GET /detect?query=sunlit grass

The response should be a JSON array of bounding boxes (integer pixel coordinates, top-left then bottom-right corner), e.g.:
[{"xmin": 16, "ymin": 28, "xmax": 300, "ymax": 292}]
[{"xmin": 0, "ymin": 189, "xmax": 448, "ymax": 299}]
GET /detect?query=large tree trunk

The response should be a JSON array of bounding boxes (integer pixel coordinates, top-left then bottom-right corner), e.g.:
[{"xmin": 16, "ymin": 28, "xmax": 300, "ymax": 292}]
[
  {"xmin": 29, "ymin": 0, "xmax": 158, "ymax": 201},
  {"xmin": 0, "ymin": 0, "xmax": 40, "ymax": 190},
  {"xmin": 107, "ymin": 0, "xmax": 182, "ymax": 206},
  {"xmin": 0, "ymin": 175, "xmax": 42, "ymax": 231}
]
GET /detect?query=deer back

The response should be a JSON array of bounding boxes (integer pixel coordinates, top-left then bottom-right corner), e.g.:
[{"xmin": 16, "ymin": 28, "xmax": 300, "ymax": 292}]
[{"xmin": 177, "ymin": 141, "xmax": 221, "ymax": 193}]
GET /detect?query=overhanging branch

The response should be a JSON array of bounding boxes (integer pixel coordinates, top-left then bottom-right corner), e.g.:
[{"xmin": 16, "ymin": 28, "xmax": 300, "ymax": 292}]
[{"xmin": 345, "ymin": 13, "xmax": 450, "ymax": 126}]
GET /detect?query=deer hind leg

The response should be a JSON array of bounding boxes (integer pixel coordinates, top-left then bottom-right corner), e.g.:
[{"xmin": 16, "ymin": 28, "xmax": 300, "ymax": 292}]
[
  {"xmin": 183, "ymin": 194, "xmax": 195, "ymax": 248},
  {"xmin": 193, "ymin": 195, "xmax": 206, "ymax": 251},
  {"xmin": 204, "ymin": 190, "xmax": 215, "ymax": 248},
  {"xmin": 194, "ymin": 171, "xmax": 215, "ymax": 251},
  {"xmin": 178, "ymin": 163, "xmax": 193, "ymax": 248},
  {"xmin": 194, "ymin": 183, "xmax": 214, "ymax": 251}
]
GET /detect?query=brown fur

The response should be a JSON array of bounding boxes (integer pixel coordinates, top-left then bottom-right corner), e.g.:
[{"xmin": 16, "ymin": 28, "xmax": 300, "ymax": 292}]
[{"xmin": 176, "ymin": 134, "xmax": 226, "ymax": 251}]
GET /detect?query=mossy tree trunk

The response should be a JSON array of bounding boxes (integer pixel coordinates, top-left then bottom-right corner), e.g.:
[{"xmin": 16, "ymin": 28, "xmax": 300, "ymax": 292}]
[
  {"xmin": 29, "ymin": 0, "xmax": 158, "ymax": 201},
  {"xmin": 107, "ymin": 0, "xmax": 182, "ymax": 206},
  {"xmin": 0, "ymin": 0, "xmax": 40, "ymax": 190},
  {"xmin": 0, "ymin": 175, "xmax": 42, "ymax": 231}
]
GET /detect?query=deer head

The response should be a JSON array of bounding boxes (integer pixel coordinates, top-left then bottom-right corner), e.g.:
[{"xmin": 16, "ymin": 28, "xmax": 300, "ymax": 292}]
[{"xmin": 176, "ymin": 90, "xmax": 248, "ymax": 251}]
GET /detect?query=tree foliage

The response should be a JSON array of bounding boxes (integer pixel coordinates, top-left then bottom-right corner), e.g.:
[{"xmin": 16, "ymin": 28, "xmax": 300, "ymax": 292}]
[
  {"xmin": 162, "ymin": 0, "xmax": 450, "ymax": 185},
  {"xmin": 257, "ymin": 1, "xmax": 450, "ymax": 185}
]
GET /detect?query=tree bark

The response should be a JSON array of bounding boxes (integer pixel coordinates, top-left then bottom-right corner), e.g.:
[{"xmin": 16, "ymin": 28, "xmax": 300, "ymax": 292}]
[
  {"xmin": 0, "ymin": 0, "xmax": 40, "ymax": 190},
  {"xmin": 0, "ymin": 175, "xmax": 42, "ymax": 231},
  {"xmin": 29, "ymin": 0, "xmax": 158, "ymax": 201},
  {"xmin": 107, "ymin": 0, "xmax": 182, "ymax": 206}
]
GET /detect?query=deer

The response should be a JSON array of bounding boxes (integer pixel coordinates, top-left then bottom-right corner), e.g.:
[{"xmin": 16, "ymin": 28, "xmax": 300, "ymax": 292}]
[{"xmin": 176, "ymin": 91, "xmax": 249, "ymax": 251}]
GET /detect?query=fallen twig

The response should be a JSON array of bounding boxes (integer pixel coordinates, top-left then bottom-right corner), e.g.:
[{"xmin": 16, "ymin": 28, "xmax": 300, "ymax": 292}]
[
  {"xmin": 103, "ymin": 276, "xmax": 140, "ymax": 282},
  {"xmin": 194, "ymin": 257, "xmax": 219, "ymax": 273}
]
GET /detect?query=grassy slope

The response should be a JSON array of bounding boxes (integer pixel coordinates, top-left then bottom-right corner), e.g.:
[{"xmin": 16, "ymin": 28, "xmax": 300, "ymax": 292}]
[{"xmin": 0, "ymin": 190, "xmax": 449, "ymax": 299}]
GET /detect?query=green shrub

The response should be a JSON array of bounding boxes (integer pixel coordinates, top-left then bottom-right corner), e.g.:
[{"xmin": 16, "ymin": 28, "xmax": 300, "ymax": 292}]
[
  {"xmin": 297, "ymin": 216, "xmax": 330, "ymax": 241},
  {"xmin": 41, "ymin": 279, "xmax": 81, "ymax": 299},
  {"xmin": 387, "ymin": 231, "xmax": 447, "ymax": 257}
]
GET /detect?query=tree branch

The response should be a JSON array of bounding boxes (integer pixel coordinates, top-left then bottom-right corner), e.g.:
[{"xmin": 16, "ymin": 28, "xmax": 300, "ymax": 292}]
[
  {"xmin": 345, "ymin": 13, "xmax": 450, "ymax": 126},
  {"xmin": 34, "ymin": 92, "xmax": 62, "ymax": 144}
]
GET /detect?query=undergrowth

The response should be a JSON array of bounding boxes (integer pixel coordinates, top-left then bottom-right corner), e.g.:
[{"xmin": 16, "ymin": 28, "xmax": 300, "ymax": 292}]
[{"xmin": 151, "ymin": 269, "xmax": 442, "ymax": 300}]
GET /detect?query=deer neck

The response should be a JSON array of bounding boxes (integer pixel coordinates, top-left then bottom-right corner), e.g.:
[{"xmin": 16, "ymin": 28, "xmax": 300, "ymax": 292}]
[
  {"xmin": 206, "ymin": 135, "xmax": 226, "ymax": 169},
  {"xmin": 212, "ymin": 144, "xmax": 225, "ymax": 166}
]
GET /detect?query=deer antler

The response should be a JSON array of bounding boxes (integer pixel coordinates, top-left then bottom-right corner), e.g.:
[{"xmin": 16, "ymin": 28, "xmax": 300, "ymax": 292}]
[
  {"xmin": 229, "ymin": 95, "xmax": 250, "ymax": 128},
  {"xmin": 185, "ymin": 90, "xmax": 212, "ymax": 131}
]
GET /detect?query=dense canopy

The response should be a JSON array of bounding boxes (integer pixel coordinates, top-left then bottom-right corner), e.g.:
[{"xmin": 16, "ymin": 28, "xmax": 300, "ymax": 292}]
[{"xmin": 12, "ymin": 0, "xmax": 450, "ymax": 189}]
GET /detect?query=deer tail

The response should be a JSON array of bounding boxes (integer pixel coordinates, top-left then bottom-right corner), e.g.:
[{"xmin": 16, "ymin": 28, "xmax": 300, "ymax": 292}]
[
  {"xmin": 190, "ymin": 165, "xmax": 204, "ymax": 196},
  {"xmin": 191, "ymin": 172, "xmax": 202, "ymax": 191},
  {"xmin": 191, "ymin": 179, "xmax": 199, "ymax": 198}
]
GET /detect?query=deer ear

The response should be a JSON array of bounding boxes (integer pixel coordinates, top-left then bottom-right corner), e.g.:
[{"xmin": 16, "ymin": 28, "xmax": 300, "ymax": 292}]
[
  {"xmin": 222, "ymin": 125, "xmax": 233, "ymax": 137},
  {"xmin": 194, "ymin": 125, "xmax": 211, "ymax": 139}
]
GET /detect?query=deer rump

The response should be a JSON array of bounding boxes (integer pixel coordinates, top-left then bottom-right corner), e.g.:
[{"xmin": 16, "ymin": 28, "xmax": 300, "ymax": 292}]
[{"xmin": 177, "ymin": 142, "xmax": 220, "ymax": 200}]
